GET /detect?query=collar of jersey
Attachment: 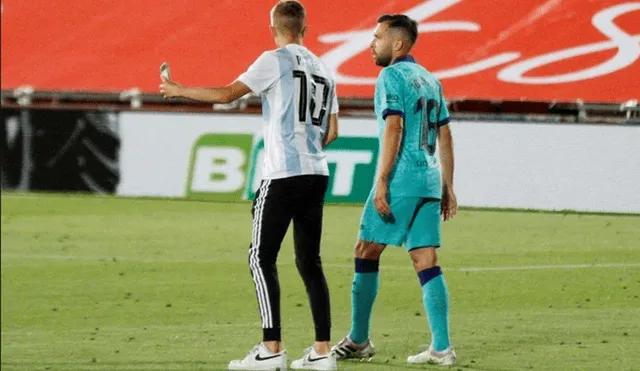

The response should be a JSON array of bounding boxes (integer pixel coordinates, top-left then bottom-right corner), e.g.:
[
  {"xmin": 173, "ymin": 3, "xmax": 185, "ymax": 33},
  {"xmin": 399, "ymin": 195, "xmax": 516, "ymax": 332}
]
[{"xmin": 392, "ymin": 55, "xmax": 416, "ymax": 64}]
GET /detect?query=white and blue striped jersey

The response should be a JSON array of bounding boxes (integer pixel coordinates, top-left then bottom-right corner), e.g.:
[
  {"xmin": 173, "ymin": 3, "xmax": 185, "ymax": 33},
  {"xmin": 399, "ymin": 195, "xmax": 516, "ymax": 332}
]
[{"xmin": 238, "ymin": 44, "xmax": 338, "ymax": 180}]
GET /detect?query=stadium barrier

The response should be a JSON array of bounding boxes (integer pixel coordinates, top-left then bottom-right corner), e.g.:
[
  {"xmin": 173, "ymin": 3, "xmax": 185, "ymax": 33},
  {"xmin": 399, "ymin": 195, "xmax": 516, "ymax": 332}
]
[
  {"xmin": 2, "ymin": 108, "xmax": 639, "ymax": 214},
  {"xmin": 2, "ymin": 89, "xmax": 639, "ymax": 125}
]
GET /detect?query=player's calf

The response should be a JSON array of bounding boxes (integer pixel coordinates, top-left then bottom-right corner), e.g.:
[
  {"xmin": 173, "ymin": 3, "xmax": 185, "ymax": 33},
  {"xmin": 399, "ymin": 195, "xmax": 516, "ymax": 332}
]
[{"xmin": 411, "ymin": 248, "xmax": 453, "ymax": 358}]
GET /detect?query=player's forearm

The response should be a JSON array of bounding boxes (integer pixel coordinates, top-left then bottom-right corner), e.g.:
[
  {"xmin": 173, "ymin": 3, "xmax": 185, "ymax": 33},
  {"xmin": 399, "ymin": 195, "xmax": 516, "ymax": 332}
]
[
  {"xmin": 322, "ymin": 115, "xmax": 339, "ymax": 148},
  {"xmin": 438, "ymin": 126, "xmax": 455, "ymax": 188},
  {"xmin": 322, "ymin": 130, "xmax": 337, "ymax": 148},
  {"xmin": 177, "ymin": 87, "xmax": 234, "ymax": 103},
  {"xmin": 377, "ymin": 119, "xmax": 403, "ymax": 183}
]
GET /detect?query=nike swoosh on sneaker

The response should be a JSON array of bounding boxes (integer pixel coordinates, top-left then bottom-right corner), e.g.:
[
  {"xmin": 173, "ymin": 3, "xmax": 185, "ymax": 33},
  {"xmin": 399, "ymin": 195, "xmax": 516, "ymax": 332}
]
[
  {"xmin": 308, "ymin": 355, "xmax": 328, "ymax": 362},
  {"xmin": 255, "ymin": 353, "xmax": 282, "ymax": 361}
]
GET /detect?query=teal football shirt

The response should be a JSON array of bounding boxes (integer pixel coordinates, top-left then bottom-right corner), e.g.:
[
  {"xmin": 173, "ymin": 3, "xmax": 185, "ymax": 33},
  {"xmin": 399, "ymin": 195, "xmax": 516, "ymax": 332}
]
[{"xmin": 373, "ymin": 56, "xmax": 450, "ymax": 199}]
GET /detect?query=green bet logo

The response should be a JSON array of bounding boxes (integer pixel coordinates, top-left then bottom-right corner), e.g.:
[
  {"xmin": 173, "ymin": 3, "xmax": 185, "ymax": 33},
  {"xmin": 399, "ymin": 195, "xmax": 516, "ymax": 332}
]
[{"xmin": 186, "ymin": 133, "xmax": 254, "ymax": 201}]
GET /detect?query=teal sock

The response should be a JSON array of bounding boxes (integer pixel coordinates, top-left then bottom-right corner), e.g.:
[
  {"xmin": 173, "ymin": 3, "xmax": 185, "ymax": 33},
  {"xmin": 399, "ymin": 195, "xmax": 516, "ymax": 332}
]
[
  {"xmin": 349, "ymin": 258, "xmax": 379, "ymax": 344},
  {"xmin": 418, "ymin": 266, "xmax": 451, "ymax": 351}
]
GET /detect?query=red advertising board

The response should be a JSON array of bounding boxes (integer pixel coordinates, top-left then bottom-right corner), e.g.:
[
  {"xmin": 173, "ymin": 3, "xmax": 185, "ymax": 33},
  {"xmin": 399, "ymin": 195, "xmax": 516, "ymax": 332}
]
[{"xmin": 1, "ymin": 0, "xmax": 638, "ymax": 103}]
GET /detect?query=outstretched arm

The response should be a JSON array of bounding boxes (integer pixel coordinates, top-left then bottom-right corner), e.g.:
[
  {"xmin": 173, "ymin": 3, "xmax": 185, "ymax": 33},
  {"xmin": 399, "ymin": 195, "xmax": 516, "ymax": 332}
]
[
  {"xmin": 160, "ymin": 79, "xmax": 251, "ymax": 104},
  {"xmin": 160, "ymin": 51, "xmax": 278, "ymax": 103}
]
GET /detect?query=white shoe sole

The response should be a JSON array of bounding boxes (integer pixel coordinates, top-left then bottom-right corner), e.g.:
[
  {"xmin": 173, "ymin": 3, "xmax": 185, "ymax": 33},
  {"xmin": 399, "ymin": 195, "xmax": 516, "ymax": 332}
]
[
  {"xmin": 228, "ymin": 363, "xmax": 287, "ymax": 371},
  {"xmin": 290, "ymin": 363, "xmax": 336, "ymax": 370}
]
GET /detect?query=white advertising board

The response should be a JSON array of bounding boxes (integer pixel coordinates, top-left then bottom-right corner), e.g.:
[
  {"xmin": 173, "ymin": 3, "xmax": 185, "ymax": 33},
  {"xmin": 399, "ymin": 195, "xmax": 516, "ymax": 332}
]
[{"xmin": 118, "ymin": 112, "xmax": 640, "ymax": 213}]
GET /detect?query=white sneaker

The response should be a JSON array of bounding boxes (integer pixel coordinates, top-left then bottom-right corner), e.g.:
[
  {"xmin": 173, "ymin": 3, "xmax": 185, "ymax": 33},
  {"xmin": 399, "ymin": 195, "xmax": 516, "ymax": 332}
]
[
  {"xmin": 228, "ymin": 343, "xmax": 287, "ymax": 370},
  {"xmin": 331, "ymin": 335, "xmax": 375, "ymax": 360},
  {"xmin": 407, "ymin": 345, "xmax": 456, "ymax": 366},
  {"xmin": 290, "ymin": 346, "xmax": 337, "ymax": 370}
]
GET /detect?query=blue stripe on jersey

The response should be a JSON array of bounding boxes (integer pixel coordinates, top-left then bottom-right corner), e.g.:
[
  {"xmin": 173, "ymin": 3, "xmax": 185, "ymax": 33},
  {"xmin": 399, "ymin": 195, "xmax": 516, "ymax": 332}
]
[
  {"xmin": 306, "ymin": 125, "xmax": 323, "ymax": 173},
  {"xmin": 305, "ymin": 124, "xmax": 319, "ymax": 154},
  {"xmin": 261, "ymin": 91, "xmax": 271, "ymax": 125},
  {"xmin": 275, "ymin": 49, "xmax": 301, "ymax": 175},
  {"xmin": 304, "ymin": 68, "xmax": 319, "ymax": 157}
]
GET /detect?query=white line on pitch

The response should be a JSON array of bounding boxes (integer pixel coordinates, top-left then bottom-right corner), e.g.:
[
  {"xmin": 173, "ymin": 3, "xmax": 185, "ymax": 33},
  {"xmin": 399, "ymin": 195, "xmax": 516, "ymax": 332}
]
[
  {"xmin": 2, "ymin": 253, "xmax": 640, "ymax": 272},
  {"xmin": 321, "ymin": 262, "xmax": 640, "ymax": 272},
  {"xmin": 0, "ymin": 322, "xmax": 258, "ymax": 336},
  {"xmin": 453, "ymin": 263, "xmax": 640, "ymax": 272}
]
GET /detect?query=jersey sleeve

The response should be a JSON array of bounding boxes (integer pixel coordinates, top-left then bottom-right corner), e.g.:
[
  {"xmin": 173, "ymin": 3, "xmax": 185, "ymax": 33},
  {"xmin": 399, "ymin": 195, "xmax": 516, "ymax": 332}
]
[
  {"xmin": 377, "ymin": 68, "xmax": 404, "ymax": 119},
  {"xmin": 329, "ymin": 84, "xmax": 339, "ymax": 114},
  {"xmin": 237, "ymin": 51, "xmax": 280, "ymax": 94},
  {"xmin": 438, "ymin": 84, "xmax": 451, "ymax": 126}
]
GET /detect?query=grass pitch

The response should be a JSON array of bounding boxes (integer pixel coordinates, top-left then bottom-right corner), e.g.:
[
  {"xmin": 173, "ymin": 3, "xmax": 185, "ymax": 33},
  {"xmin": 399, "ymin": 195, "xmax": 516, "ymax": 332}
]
[{"xmin": 1, "ymin": 193, "xmax": 639, "ymax": 370}]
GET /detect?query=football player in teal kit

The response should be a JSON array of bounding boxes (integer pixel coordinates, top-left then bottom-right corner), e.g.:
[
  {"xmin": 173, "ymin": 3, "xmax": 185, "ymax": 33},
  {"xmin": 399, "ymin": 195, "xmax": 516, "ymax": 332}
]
[{"xmin": 332, "ymin": 14, "xmax": 458, "ymax": 366}]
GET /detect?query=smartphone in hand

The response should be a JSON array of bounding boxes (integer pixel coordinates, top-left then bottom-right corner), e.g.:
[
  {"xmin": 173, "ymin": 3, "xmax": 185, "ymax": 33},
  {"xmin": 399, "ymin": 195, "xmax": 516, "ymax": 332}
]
[{"xmin": 160, "ymin": 62, "xmax": 171, "ymax": 80}]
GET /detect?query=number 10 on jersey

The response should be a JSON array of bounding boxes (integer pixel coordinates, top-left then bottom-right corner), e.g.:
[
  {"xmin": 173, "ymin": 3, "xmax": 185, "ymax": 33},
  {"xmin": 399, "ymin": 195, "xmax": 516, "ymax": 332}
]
[{"xmin": 293, "ymin": 70, "xmax": 329, "ymax": 126}]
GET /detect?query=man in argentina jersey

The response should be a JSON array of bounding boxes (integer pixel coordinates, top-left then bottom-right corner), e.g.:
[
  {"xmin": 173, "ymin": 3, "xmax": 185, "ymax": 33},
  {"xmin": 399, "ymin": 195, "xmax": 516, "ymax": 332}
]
[
  {"xmin": 331, "ymin": 15, "xmax": 459, "ymax": 366},
  {"xmin": 160, "ymin": 2, "xmax": 339, "ymax": 370}
]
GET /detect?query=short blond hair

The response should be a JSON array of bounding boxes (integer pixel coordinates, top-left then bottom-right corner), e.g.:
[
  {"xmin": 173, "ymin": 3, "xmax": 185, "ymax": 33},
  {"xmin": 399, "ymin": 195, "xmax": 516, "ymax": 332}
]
[{"xmin": 270, "ymin": 1, "xmax": 306, "ymax": 37}]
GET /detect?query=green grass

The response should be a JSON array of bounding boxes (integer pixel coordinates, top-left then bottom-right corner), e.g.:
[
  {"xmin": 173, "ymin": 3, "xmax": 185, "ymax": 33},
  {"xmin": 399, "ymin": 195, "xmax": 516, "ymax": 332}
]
[{"xmin": 1, "ymin": 193, "xmax": 639, "ymax": 371}]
